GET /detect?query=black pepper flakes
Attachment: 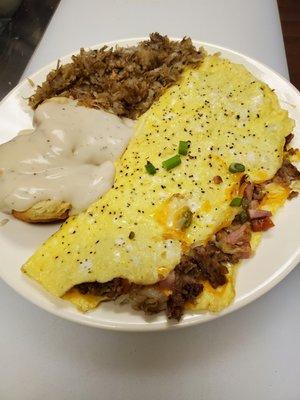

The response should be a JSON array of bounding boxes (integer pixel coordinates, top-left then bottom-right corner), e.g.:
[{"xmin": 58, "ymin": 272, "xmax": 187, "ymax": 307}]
[{"xmin": 129, "ymin": 231, "xmax": 135, "ymax": 239}]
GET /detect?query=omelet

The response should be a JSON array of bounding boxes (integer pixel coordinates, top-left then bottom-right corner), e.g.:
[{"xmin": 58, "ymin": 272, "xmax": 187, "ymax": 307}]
[
  {"xmin": 191, "ymin": 181, "xmax": 290, "ymax": 313},
  {"xmin": 22, "ymin": 54, "xmax": 294, "ymax": 316}
]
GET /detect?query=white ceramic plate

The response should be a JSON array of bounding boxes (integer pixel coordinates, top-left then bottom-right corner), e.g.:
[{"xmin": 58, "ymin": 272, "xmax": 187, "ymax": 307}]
[{"xmin": 0, "ymin": 38, "xmax": 299, "ymax": 331}]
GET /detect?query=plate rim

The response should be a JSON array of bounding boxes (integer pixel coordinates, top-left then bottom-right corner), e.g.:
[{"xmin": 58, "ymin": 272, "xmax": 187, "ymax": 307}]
[{"xmin": 1, "ymin": 37, "xmax": 300, "ymax": 332}]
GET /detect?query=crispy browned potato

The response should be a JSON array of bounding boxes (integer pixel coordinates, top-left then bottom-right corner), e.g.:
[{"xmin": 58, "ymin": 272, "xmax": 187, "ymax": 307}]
[{"xmin": 12, "ymin": 200, "xmax": 71, "ymax": 223}]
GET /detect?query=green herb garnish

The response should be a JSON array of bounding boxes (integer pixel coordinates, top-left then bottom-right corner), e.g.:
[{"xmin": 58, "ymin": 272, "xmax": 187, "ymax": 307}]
[
  {"xmin": 237, "ymin": 210, "xmax": 248, "ymax": 223},
  {"xmin": 145, "ymin": 161, "xmax": 157, "ymax": 175},
  {"xmin": 230, "ymin": 197, "xmax": 243, "ymax": 207},
  {"xmin": 179, "ymin": 209, "xmax": 193, "ymax": 229},
  {"xmin": 178, "ymin": 140, "xmax": 190, "ymax": 156},
  {"xmin": 162, "ymin": 154, "xmax": 181, "ymax": 170},
  {"xmin": 229, "ymin": 163, "xmax": 245, "ymax": 173},
  {"xmin": 241, "ymin": 198, "xmax": 249, "ymax": 209},
  {"xmin": 175, "ymin": 207, "xmax": 193, "ymax": 230}
]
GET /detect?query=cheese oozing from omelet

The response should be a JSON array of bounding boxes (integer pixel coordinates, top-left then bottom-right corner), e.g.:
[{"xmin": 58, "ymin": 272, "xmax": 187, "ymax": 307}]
[{"xmin": 22, "ymin": 54, "xmax": 294, "ymax": 313}]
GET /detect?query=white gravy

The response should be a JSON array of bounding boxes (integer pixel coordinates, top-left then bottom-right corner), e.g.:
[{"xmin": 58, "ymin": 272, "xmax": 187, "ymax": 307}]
[{"xmin": 0, "ymin": 98, "xmax": 134, "ymax": 214}]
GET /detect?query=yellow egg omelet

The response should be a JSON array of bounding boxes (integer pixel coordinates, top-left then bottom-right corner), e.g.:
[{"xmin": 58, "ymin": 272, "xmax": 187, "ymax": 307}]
[
  {"xmin": 191, "ymin": 181, "xmax": 290, "ymax": 313},
  {"xmin": 22, "ymin": 54, "xmax": 294, "ymax": 315}
]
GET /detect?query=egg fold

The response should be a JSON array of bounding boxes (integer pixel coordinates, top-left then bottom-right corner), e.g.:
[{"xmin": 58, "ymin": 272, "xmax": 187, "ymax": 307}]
[{"xmin": 22, "ymin": 54, "xmax": 294, "ymax": 312}]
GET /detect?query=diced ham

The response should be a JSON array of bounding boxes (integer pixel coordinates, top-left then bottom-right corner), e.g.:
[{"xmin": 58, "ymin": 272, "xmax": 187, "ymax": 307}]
[
  {"xmin": 240, "ymin": 174, "xmax": 248, "ymax": 185},
  {"xmin": 273, "ymin": 160, "xmax": 300, "ymax": 187},
  {"xmin": 249, "ymin": 200, "xmax": 259, "ymax": 209},
  {"xmin": 158, "ymin": 271, "xmax": 176, "ymax": 290},
  {"xmin": 251, "ymin": 217, "xmax": 274, "ymax": 232},
  {"xmin": 234, "ymin": 246, "xmax": 252, "ymax": 259},
  {"xmin": 252, "ymin": 184, "xmax": 265, "ymax": 201},
  {"xmin": 216, "ymin": 223, "xmax": 252, "ymax": 259},
  {"xmin": 248, "ymin": 209, "xmax": 272, "ymax": 219},
  {"xmin": 244, "ymin": 182, "xmax": 254, "ymax": 201},
  {"xmin": 226, "ymin": 224, "xmax": 249, "ymax": 245}
]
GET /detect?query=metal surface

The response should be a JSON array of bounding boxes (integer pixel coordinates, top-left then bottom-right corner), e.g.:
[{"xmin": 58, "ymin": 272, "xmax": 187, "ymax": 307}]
[{"xmin": 0, "ymin": 0, "xmax": 60, "ymax": 99}]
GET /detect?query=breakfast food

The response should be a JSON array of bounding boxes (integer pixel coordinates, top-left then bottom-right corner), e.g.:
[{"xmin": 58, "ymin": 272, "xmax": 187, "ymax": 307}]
[
  {"xmin": 12, "ymin": 200, "xmax": 70, "ymax": 223},
  {"xmin": 21, "ymin": 42, "xmax": 300, "ymax": 321},
  {"xmin": 29, "ymin": 33, "xmax": 203, "ymax": 119},
  {"xmin": 0, "ymin": 97, "xmax": 134, "ymax": 222},
  {"xmin": 0, "ymin": 34, "xmax": 202, "ymax": 223}
]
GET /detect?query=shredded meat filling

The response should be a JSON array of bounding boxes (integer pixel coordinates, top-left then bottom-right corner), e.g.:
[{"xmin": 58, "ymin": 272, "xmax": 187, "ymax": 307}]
[
  {"xmin": 284, "ymin": 133, "xmax": 294, "ymax": 150},
  {"xmin": 73, "ymin": 241, "xmax": 234, "ymax": 321},
  {"xmin": 215, "ymin": 223, "xmax": 252, "ymax": 259},
  {"xmin": 272, "ymin": 160, "xmax": 300, "ymax": 187},
  {"xmin": 29, "ymin": 33, "xmax": 203, "ymax": 119},
  {"xmin": 166, "ymin": 244, "xmax": 233, "ymax": 320},
  {"xmin": 76, "ymin": 278, "xmax": 130, "ymax": 300},
  {"xmin": 74, "ymin": 162, "xmax": 300, "ymax": 321},
  {"xmin": 131, "ymin": 288, "xmax": 168, "ymax": 315},
  {"xmin": 288, "ymin": 190, "xmax": 299, "ymax": 200}
]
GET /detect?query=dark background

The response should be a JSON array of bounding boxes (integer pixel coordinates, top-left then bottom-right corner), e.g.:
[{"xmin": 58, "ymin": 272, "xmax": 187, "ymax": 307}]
[
  {"xmin": 0, "ymin": 1, "xmax": 299, "ymax": 92},
  {"xmin": 0, "ymin": 0, "xmax": 60, "ymax": 98},
  {"xmin": 278, "ymin": 0, "xmax": 300, "ymax": 89}
]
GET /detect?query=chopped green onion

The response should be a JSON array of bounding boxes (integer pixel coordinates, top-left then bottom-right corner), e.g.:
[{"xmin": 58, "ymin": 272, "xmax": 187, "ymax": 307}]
[
  {"xmin": 230, "ymin": 197, "xmax": 243, "ymax": 207},
  {"xmin": 234, "ymin": 210, "xmax": 248, "ymax": 224},
  {"xmin": 178, "ymin": 140, "xmax": 190, "ymax": 155},
  {"xmin": 175, "ymin": 207, "xmax": 193, "ymax": 230},
  {"xmin": 179, "ymin": 209, "xmax": 193, "ymax": 229},
  {"xmin": 162, "ymin": 154, "xmax": 181, "ymax": 170},
  {"xmin": 229, "ymin": 163, "xmax": 245, "ymax": 173},
  {"xmin": 237, "ymin": 210, "xmax": 248, "ymax": 223},
  {"xmin": 241, "ymin": 198, "xmax": 249, "ymax": 209},
  {"xmin": 145, "ymin": 161, "xmax": 157, "ymax": 175}
]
